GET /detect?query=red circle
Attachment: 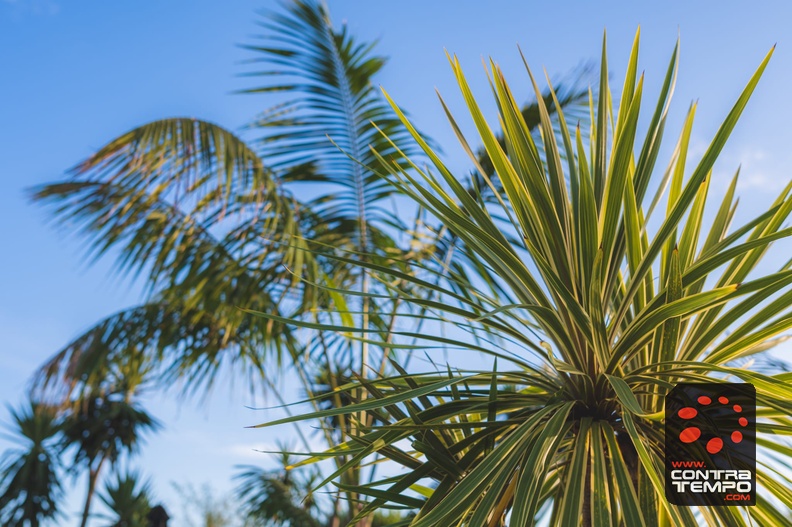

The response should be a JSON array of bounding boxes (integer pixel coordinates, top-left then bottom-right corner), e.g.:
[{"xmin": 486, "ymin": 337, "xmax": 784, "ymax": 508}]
[
  {"xmin": 678, "ymin": 407, "xmax": 698, "ymax": 420},
  {"xmin": 732, "ymin": 431, "xmax": 743, "ymax": 444},
  {"xmin": 698, "ymin": 396, "xmax": 711, "ymax": 405},
  {"xmin": 679, "ymin": 427, "xmax": 701, "ymax": 443},
  {"xmin": 706, "ymin": 437, "xmax": 724, "ymax": 454},
  {"xmin": 733, "ymin": 404, "xmax": 742, "ymax": 413},
  {"xmin": 718, "ymin": 396, "xmax": 729, "ymax": 404},
  {"xmin": 739, "ymin": 417, "xmax": 748, "ymax": 427}
]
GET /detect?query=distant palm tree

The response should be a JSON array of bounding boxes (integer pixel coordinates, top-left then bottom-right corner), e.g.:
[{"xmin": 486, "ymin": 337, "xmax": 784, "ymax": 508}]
[
  {"xmin": 172, "ymin": 483, "xmax": 239, "ymax": 527},
  {"xmin": 236, "ymin": 459, "xmax": 323, "ymax": 527},
  {"xmin": 252, "ymin": 32, "xmax": 792, "ymax": 526},
  {"xmin": 30, "ymin": 0, "xmax": 587, "ymax": 523},
  {"xmin": 62, "ymin": 391, "xmax": 160, "ymax": 527},
  {"xmin": 98, "ymin": 471, "xmax": 153, "ymax": 527},
  {"xmin": 0, "ymin": 402, "xmax": 63, "ymax": 527},
  {"xmin": 236, "ymin": 454, "xmax": 414, "ymax": 527}
]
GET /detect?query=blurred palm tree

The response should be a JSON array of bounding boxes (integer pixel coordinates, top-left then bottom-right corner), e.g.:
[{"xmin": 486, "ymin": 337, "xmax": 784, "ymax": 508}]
[
  {"xmin": 0, "ymin": 402, "xmax": 63, "ymax": 527},
  {"xmin": 61, "ymin": 394, "xmax": 159, "ymax": 527},
  {"xmin": 172, "ymin": 482, "xmax": 241, "ymax": 527},
  {"xmin": 30, "ymin": 0, "xmax": 588, "ymax": 523},
  {"xmin": 54, "ymin": 345, "xmax": 160, "ymax": 527},
  {"xmin": 236, "ymin": 458, "xmax": 323, "ymax": 527},
  {"xmin": 236, "ymin": 453, "xmax": 414, "ymax": 527},
  {"xmin": 98, "ymin": 471, "xmax": 153, "ymax": 527}
]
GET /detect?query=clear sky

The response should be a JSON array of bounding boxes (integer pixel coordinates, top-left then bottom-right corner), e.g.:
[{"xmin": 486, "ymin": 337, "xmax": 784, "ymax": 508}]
[{"xmin": 2, "ymin": 1, "xmax": 792, "ymax": 525}]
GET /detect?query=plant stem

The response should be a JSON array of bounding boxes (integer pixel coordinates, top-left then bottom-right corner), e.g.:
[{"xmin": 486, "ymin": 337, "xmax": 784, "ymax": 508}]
[
  {"xmin": 79, "ymin": 456, "xmax": 106, "ymax": 527},
  {"xmin": 582, "ymin": 455, "xmax": 592, "ymax": 527}
]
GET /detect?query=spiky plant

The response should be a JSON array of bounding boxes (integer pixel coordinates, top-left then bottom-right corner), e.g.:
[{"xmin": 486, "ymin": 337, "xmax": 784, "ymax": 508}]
[
  {"xmin": 98, "ymin": 471, "xmax": 153, "ymax": 527},
  {"xmin": 0, "ymin": 402, "xmax": 63, "ymax": 527},
  {"xmin": 236, "ymin": 455, "xmax": 324, "ymax": 527},
  {"xmin": 253, "ymin": 32, "xmax": 792, "ymax": 526}
]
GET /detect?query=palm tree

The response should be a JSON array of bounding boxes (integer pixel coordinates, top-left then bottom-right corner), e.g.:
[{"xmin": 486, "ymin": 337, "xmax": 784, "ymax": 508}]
[
  {"xmin": 55, "ymin": 342, "xmax": 160, "ymax": 527},
  {"xmin": 236, "ymin": 458, "xmax": 323, "ymax": 527},
  {"xmin": 61, "ymin": 390, "xmax": 160, "ymax": 527},
  {"xmin": 30, "ymin": 1, "xmax": 588, "ymax": 524},
  {"xmin": 253, "ymin": 32, "xmax": 792, "ymax": 525},
  {"xmin": 98, "ymin": 471, "xmax": 153, "ymax": 527},
  {"xmin": 236, "ymin": 457, "xmax": 414, "ymax": 527},
  {"xmin": 0, "ymin": 402, "xmax": 63, "ymax": 527},
  {"xmin": 172, "ymin": 483, "xmax": 240, "ymax": 527}
]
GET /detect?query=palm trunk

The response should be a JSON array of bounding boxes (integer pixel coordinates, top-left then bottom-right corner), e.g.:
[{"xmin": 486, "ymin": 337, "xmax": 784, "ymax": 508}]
[
  {"xmin": 582, "ymin": 455, "xmax": 592, "ymax": 527},
  {"xmin": 619, "ymin": 431, "xmax": 650, "ymax": 525},
  {"xmin": 79, "ymin": 457, "xmax": 106, "ymax": 527}
]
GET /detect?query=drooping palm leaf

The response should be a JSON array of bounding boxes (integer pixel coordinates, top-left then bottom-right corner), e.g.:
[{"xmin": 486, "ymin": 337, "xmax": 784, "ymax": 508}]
[
  {"xmin": 28, "ymin": 117, "xmax": 315, "ymax": 393},
  {"xmin": 242, "ymin": 0, "xmax": 420, "ymax": 244}
]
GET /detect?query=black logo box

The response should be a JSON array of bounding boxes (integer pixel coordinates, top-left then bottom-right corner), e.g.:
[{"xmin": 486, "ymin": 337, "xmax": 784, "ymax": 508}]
[{"xmin": 664, "ymin": 382, "xmax": 756, "ymax": 507}]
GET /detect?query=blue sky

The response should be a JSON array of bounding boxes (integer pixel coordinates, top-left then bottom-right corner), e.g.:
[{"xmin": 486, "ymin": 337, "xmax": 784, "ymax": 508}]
[{"xmin": 2, "ymin": 1, "xmax": 792, "ymax": 525}]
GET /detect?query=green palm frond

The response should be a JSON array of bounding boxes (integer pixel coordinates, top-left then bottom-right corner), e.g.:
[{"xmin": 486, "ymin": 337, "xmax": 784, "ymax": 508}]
[
  {"xmin": 27, "ymin": 118, "xmax": 308, "ymax": 398},
  {"xmin": 252, "ymin": 31, "xmax": 792, "ymax": 526},
  {"xmin": 29, "ymin": 119, "xmax": 299, "ymax": 284},
  {"xmin": 241, "ymin": 0, "xmax": 420, "ymax": 247},
  {"xmin": 32, "ymin": 299, "xmax": 294, "ymax": 401}
]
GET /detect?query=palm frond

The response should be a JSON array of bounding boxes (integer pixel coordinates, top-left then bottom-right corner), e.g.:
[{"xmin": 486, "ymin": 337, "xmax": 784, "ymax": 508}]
[{"xmin": 242, "ymin": 0, "xmax": 420, "ymax": 249}]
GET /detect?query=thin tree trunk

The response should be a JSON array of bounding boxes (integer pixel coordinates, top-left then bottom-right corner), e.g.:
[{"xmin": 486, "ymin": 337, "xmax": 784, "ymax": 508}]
[{"xmin": 79, "ymin": 457, "xmax": 106, "ymax": 527}]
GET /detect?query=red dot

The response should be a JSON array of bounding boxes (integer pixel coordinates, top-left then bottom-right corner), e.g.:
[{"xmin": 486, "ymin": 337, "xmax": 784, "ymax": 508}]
[
  {"xmin": 732, "ymin": 431, "xmax": 743, "ymax": 444},
  {"xmin": 718, "ymin": 396, "xmax": 729, "ymax": 404},
  {"xmin": 698, "ymin": 396, "xmax": 711, "ymax": 405},
  {"xmin": 706, "ymin": 437, "xmax": 724, "ymax": 454},
  {"xmin": 678, "ymin": 407, "xmax": 698, "ymax": 419},
  {"xmin": 739, "ymin": 417, "xmax": 748, "ymax": 427},
  {"xmin": 733, "ymin": 405, "xmax": 742, "ymax": 413},
  {"xmin": 679, "ymin": 427, "xmax": 701, "ymax": 443}
]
